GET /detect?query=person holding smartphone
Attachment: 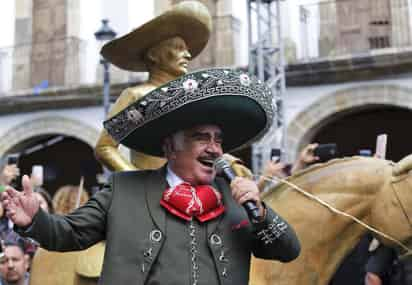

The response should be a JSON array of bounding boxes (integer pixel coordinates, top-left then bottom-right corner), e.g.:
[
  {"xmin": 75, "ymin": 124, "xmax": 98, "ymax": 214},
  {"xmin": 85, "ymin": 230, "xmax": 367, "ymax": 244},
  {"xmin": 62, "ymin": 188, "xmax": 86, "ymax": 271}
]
[
  {"xmin": 258, "ymin": 144, "xmax": 319, "ymax": 192},
  {"xmin": 290, "ymin": 143, "xmax": 321, "ymax": 173}
]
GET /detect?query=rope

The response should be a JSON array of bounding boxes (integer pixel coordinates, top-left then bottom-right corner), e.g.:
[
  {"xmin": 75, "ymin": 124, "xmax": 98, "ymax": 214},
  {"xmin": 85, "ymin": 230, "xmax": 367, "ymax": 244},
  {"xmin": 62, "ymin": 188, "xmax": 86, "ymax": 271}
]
[{"xmin": 256, "ymin": 175, "xmax": 412, "ymax": 255}]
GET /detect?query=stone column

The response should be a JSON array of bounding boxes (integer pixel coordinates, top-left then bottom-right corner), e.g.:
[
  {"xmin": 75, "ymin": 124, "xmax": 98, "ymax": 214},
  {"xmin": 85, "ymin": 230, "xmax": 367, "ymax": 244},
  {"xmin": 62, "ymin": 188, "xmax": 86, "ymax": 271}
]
[
  {"xmin": 183, "ymin": 0, "xmax": 240, "ymax": 68},
  {"xmin": 391, "ymin": 0, "xmax": 411, "ymax": 47},
  {"xmin": 0, "ymin": 50, "xmax": 10, "ymax": 94},
  {"xmin": 190, "ymin": 0, "xmax": 218, "ymax": 69},
  {"xmin": 13, "ymin": 0, "xmax": 33, "ymax": 90},
  {"xmin": 31, "ymin": 0, "xmax": 82, "ymax": 89},
  {"xmin": 213, "ymin": 0, "xmax": 241, "ymax": 67},
  {"xmin": 214, "ymin": 14, "xmax": 240, "ymax": 66},
  {"xmin": 318, "ymin": 1, "xmax": 338, "ymax": 57}
]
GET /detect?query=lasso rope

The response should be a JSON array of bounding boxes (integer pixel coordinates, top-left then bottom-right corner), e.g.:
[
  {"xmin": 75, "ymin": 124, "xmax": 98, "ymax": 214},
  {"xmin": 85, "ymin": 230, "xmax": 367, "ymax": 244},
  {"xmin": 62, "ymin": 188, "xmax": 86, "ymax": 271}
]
[{"xmin": 256, "ymin": 174, "xmax": 412, "ymax": 256}]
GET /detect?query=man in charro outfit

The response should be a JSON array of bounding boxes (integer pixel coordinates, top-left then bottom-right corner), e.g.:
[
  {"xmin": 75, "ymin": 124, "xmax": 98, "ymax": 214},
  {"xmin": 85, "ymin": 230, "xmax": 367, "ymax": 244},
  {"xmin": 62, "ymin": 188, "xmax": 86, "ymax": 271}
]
[
  {"xmin": 1, "ymin": 68, "xmax": 300, "ymax": 284},
  {"xmin": 95, "ymin": 0, "xmax": 212, "ymax": 171}
]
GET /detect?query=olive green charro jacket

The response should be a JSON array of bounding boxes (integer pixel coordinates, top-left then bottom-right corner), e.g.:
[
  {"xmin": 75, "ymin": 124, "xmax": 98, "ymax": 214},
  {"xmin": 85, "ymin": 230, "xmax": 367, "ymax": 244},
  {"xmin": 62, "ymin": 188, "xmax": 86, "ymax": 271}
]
[{"xmin": 19, "ymin": 168, "xmax": 300, "ymax": 284}]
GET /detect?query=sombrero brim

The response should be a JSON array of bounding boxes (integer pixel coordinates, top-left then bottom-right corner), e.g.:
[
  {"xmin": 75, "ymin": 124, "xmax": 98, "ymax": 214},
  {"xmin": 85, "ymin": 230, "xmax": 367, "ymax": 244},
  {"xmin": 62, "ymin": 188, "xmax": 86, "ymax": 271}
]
[
  {"xmin": 101, "ymin": 1, "xmax": 212, "ymax": 72},
  {"xmin": 104, "ymin": 68, "xmax": 275, "ymax": 157},
  {"xmin": 121, "ymin": 96, "xmax": 267, "ymax": 156}
]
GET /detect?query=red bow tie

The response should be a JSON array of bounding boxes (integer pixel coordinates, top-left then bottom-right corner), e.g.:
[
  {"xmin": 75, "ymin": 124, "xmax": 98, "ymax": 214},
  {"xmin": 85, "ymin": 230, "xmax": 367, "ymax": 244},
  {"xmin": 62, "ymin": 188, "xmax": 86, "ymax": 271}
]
[{"xmin": 160, "ymin": 182, "xmax": 225, "ymax": 222}]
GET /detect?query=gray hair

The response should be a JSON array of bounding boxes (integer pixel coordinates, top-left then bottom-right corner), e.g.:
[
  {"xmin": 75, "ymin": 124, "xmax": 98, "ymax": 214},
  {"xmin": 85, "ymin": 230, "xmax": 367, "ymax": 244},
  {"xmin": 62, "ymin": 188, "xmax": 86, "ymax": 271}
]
[{"xmin": 162, "ymin": 130, "xmax": 185, "ymax": 156}]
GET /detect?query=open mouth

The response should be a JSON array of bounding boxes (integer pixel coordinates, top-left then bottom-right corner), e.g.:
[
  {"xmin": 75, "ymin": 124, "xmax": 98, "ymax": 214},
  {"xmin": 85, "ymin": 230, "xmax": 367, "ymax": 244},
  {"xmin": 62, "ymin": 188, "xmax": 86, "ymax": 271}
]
[{"xmin": 198, "ymin": 158, "xmax": 215, "ymax": 168}]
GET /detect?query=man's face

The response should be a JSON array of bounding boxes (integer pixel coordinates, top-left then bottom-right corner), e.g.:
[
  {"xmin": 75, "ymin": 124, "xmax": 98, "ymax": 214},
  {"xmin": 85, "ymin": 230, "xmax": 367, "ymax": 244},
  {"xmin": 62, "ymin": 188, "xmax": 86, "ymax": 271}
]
[
  {"xmin": 148, "ymin": 36, "xmax": 191, "ymax": 77},
  {"xmin": 0, "ymin": 246, "xmax": 28, "ymax": 283},
  {"xmin": 167, "ymin": 125, "xmax": 223, "ymax": 185}
]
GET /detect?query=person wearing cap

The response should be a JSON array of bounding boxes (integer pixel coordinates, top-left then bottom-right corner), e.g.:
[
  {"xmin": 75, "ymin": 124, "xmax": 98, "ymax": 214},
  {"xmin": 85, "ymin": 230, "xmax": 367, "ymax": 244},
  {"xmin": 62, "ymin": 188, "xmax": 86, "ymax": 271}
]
[
  {"xmin": 2, "ymin": 69, "xmax": 300, "ymax": 284},
  {"xmin": 95, "ymin": 0, "xmax": 212, "ymax": 171}
]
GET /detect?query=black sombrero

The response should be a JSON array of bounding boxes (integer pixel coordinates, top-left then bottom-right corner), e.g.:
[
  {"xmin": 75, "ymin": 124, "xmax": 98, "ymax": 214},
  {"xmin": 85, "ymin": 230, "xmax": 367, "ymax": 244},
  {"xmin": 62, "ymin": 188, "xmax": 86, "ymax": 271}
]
[{"xmin": 104, "ymin": 68, "xmax": 275, "ymax": 156}]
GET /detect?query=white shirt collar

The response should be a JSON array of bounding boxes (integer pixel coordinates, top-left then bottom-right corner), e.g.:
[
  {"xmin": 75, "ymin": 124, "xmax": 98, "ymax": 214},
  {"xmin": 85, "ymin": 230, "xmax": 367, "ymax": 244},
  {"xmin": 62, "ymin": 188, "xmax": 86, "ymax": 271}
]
[{"xmin": 166, "ymin": 164, "xmax": 184, "ymax": 188}]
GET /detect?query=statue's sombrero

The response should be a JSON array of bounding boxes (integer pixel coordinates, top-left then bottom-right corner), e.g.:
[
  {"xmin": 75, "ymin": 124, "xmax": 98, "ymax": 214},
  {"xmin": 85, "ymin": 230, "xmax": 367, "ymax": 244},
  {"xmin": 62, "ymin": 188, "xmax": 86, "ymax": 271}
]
[
  {"xmin": 104, "ymin": 68, "xmax": 275, "ymax": 156},
  {"xmin": 101, "ymin": 1, "xmax": 212, "ymax": 72}
]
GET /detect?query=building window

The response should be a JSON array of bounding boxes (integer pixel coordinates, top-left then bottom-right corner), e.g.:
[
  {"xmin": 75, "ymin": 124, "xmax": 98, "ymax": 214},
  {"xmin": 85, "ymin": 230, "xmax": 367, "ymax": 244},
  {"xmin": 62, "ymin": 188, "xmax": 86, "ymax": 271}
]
[{"xmin": 369, "ymin": 36, "xmax": 390, "ymax": 49}]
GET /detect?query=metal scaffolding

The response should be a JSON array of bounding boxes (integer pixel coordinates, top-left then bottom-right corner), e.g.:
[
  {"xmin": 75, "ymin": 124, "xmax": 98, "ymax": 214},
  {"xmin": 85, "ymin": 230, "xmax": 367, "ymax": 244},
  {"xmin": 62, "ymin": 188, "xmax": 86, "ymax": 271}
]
[{"xmin": 247, "ymin": 0, "xmax": 286, "ymax": 174}]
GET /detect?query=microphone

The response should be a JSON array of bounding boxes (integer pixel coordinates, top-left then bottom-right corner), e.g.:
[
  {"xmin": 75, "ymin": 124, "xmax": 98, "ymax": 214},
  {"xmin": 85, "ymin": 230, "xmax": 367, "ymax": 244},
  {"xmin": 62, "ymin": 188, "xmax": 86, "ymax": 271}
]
[{"xmin": 214, "ymin": 157, "xmax": 261, "ymax": 221}]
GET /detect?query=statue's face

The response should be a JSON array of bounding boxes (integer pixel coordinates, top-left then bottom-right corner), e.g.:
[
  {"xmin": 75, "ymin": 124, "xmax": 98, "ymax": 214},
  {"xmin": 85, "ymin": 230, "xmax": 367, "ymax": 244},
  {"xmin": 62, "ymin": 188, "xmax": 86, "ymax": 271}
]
[{"xmin": 147, "ymin": 36, "xmax": 192, "ymax": 76}]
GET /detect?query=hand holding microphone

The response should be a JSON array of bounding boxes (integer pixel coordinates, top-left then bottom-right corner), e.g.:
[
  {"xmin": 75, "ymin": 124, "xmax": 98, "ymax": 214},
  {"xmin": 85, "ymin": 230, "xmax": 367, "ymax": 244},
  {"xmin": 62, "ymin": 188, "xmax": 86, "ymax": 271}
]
[{"xmin": 214, "ymin": 157, "xmax": 263, "ymax": 221}]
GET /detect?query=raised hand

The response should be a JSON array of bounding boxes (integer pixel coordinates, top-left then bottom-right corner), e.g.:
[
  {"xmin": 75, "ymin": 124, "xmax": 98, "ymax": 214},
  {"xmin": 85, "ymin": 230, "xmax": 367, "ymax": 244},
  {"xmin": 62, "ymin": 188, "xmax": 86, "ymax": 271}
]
[
  {"xmin": 0, "ymin": 164, "xmax": 20, "ymax": 185},
  {"xmin": 1, "ymin": 175, "xmax": 40, "ymax": 227},
  {"xmin": 291, "ymin": 143, "xmax": 320, "ymax": 174},
  {"xmin": 262, "ymin": 160, "xmax": 287, "ymax": 179}
]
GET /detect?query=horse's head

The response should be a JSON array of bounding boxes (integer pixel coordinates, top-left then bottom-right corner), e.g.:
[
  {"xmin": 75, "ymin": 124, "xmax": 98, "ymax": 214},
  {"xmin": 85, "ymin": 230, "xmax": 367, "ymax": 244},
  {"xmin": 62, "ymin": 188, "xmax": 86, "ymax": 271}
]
[{"xmin": 370, "ymin": 154, "xmax": 412, "ymax": 250}]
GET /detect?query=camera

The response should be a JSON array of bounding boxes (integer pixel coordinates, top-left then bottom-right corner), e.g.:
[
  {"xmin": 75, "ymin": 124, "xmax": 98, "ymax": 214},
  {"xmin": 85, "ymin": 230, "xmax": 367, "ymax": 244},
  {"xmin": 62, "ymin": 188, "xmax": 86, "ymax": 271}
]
[
  {"xmin": 270, "ymin": 148, "xmax": 281, "ymax": 162},
  {"xmin": 313, "ymin": 143, "xmax": 338, "ymax": 163}
]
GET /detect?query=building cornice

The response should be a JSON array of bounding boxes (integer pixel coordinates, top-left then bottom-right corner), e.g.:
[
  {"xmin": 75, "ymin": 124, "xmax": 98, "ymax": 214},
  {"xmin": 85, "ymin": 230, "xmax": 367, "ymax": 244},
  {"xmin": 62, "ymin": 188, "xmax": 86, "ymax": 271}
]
[
  {"xmin": 0, "ymin": 82, "xmax": 138, "ymax": 115},
  {"xmin": 286, "ymin": 48, "xmax": 412, "ymax": 86}
]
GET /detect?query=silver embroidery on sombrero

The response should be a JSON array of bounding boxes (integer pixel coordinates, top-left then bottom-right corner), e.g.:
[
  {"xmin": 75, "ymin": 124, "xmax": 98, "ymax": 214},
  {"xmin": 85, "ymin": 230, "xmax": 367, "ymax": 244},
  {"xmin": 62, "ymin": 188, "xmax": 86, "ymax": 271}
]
[{"xmin": 104, "ymin": 68, "xmax": 275, "ymax": 151}]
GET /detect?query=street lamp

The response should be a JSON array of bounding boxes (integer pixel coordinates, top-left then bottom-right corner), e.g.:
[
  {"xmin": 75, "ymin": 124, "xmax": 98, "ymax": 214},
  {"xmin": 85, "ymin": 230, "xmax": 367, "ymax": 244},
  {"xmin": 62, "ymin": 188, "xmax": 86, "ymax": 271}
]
[{"xmin": 94, "ymin": 19, "xmax": 117, "ymax": 118}]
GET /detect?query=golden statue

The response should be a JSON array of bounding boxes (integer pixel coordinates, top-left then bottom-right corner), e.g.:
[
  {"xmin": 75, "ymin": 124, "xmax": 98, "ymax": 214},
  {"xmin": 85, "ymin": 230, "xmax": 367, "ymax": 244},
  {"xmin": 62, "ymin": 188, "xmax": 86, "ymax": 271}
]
[{"xmin": 95, "ymin": 1, "xmax": 212, "ymax": 171}]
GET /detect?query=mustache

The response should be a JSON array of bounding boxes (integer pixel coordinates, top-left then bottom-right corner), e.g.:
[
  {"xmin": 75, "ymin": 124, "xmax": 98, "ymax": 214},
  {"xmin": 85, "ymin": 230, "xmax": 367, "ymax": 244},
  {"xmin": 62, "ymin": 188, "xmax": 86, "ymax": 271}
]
[{"xmin": 198, "ymin": 154, "xmax": 220, "ymax": 161}]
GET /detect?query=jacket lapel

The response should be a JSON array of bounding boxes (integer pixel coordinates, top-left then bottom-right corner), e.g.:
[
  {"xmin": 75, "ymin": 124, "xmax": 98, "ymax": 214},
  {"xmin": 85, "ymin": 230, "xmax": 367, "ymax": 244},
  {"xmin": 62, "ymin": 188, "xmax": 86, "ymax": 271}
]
[{"xmin": 145, "ymin": 167, "xmax": 168, "ymax": 234}]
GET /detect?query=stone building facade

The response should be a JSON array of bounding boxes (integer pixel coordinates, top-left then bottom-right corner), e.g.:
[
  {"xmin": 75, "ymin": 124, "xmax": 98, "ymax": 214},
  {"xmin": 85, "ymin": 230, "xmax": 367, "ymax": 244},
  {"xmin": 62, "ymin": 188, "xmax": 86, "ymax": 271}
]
[
  {"xmin": 1, "ymin": 0, "xmax": 412, "ymax": 192},
  {"xmin": 318, "ymin": 0, "xmax": 412, "ymax": 57},
  {"xmin": 13, "ymin": 0, "xmax": 84, "ymax": 91}
]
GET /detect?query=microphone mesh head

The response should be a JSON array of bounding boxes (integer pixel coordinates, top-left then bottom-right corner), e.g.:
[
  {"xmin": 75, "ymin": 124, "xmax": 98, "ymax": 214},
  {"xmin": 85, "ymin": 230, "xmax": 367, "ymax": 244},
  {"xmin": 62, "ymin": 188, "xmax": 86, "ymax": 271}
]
[{"xmin": 214, "ymin": 157, "xmax": 229, "ymax": 174}]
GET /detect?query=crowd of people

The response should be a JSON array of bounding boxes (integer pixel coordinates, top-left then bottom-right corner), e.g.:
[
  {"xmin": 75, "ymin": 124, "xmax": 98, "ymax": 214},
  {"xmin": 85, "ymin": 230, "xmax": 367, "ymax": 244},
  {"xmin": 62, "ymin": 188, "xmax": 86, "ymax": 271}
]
[{"xmin": 0, "ymin": 162, "xmax": 89, "ymax": 284}]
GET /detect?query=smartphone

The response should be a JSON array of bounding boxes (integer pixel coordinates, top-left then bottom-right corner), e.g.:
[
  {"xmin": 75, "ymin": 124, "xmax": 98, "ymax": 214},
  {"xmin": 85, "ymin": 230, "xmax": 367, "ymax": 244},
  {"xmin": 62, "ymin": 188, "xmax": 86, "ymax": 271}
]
[
  {"xmin": 0, "ymin": 240, "xmax": 4, "ymax": 260},
  {"xmin": 375, "ymin": 134, "xmax": 387, "ymax": 159},
  {"xmin": 359, "ymin": 149, "xmax": 372, "ymax": 157},
  {"xmin": 6, "ymin": 153, "xmax": 19, "ymax": 165},
  {"xmin": 31, "ymin": 165, "xmax": 44, "ymax": 187},
  {"xmin": 270, "ymin": 148, "xmax": 281, "ymax": 162},
  {"xmin": 314, "ymin": 143, "xmax": 338, "ymax": 162}
]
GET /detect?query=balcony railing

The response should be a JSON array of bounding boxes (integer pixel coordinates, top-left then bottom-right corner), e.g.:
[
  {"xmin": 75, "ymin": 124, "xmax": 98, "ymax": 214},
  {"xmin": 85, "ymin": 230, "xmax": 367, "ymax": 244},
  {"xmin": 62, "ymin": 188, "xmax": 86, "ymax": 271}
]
[{"xmin": 297, "ymin": 0, "xmax": 412, "ymax": 61}]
